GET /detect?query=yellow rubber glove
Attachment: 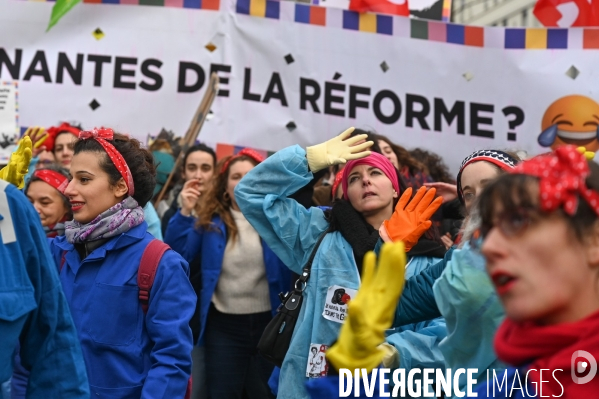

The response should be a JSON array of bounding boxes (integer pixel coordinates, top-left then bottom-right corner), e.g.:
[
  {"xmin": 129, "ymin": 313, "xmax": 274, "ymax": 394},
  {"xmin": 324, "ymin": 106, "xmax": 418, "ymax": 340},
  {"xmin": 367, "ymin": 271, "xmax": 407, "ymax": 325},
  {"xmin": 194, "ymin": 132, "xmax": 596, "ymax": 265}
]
[
  {"xmin": 0, "ymin": 136, "xmax": 33, "ymax": 189},
  {"xmin": 23, "ymin": 126, "xmax": 49, "ymax": 156},
  {"xmin": 326, "ymin": 242, "xmax": 406, "ymax": 373},
  {"xmin": 305, "ymin": 127, "xmax": 373, "ymax": 173},
  {"xmin": 380, "ymin": 187, "xmax": 443, "ymax": 252}
]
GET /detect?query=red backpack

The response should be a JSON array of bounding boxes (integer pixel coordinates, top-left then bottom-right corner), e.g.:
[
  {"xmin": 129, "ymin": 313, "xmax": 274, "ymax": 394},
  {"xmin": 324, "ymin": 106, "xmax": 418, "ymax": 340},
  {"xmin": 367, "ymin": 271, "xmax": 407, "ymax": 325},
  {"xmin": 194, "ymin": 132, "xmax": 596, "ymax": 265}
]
[{"xmin": 60, "ymin": 239, "xmax": 192, "ymax": 399}]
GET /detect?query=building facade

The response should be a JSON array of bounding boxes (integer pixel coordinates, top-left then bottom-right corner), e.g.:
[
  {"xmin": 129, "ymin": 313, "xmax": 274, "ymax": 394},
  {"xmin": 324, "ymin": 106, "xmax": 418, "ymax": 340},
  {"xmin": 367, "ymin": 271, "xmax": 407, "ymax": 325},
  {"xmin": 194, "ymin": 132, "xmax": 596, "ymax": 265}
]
[{"xmin": 452, "ymin": 0, "xmax": 541, "ymax": 27}]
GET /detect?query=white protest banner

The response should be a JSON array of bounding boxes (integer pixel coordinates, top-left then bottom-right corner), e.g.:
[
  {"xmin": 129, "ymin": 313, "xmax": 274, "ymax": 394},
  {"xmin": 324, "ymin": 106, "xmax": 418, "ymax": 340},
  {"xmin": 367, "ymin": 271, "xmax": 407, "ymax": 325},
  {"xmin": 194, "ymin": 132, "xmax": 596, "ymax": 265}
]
[
  {"xmin": 0, "ymin": 81, "xmax": 18, "ymax": 163},
  {"xmin": 2, "ymin": 0, "xmax": 599, "ymax": 171}
]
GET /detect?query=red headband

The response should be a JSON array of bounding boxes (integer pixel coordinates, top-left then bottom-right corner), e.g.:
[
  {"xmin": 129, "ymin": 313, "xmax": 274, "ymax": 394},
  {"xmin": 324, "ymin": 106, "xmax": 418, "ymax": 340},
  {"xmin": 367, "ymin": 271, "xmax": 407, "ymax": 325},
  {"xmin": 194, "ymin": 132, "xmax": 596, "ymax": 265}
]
[
  {"xmin": 46, "ymin": 122, "xmax": 81, "ymax": 152},
  {"xmin": 33, "ymin": 169, "xmax": 69, "ymax": 194},
  {"xmin": 78, "ymin": 128, "xmax": 135, "ymax": 196},
  {"xmin": 341, "ymin": 152, "xmax": 400, "ymax": 200},
  {"xmin": 511, "ymin": 145, "xmax": 599, "ymax": 216},
  {"xmin": 221, "ymin": 148, "xmax": 264, "ymax": 173}
]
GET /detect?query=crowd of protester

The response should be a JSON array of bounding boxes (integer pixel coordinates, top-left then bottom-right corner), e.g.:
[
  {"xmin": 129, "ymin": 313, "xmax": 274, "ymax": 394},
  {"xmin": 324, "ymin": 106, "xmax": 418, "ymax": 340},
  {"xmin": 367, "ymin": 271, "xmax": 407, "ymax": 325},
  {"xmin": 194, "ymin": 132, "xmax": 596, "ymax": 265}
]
[{"xmin": 1, "ymin": 121, "xmax": 598, "ymax": 399}]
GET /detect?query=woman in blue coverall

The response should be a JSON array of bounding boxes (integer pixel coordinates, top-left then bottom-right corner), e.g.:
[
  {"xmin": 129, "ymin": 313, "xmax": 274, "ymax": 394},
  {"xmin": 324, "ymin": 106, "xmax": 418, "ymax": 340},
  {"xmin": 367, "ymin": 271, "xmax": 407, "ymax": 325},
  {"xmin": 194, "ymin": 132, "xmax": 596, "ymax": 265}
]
[
  {"xmin": 164, "ymin": 148, "xmax": 291, "ymax": 399},
  {"xmin": 392, "ymin": 149, "xmax": 521, "ymax": 397},
  {"xmin": 235, "ymin": 128, "xmax": 446, "ymax": 399},
  {"xmin": 48, "ymin": 128, "xmax": 195, "ymax": 398},
  {"xmin": 0, "ymin": 144, "xmax": 88, "ymax": 399}
]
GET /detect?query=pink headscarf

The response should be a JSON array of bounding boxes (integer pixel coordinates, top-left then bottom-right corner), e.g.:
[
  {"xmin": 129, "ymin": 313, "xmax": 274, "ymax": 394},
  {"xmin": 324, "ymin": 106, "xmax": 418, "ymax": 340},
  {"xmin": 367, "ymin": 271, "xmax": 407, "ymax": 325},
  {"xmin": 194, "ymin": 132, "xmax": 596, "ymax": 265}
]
[{"xmin": 341, "ymin": 152, "xmax": 400, "ymax": 200}]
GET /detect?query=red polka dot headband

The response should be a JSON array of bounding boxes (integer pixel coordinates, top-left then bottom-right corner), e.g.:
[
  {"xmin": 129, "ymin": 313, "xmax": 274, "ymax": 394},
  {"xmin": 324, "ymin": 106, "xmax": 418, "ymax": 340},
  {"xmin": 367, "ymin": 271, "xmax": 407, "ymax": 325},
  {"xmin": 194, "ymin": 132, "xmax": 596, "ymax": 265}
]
[
  {"xmin": 221, "ymin": 148, "xmax": 264, "ymax": 173},
  {"xmin": 78, "ymin": 128, "xmax": 135, "ymax": 196},
  {"xmin": 511, "ymin": 145, "xmax": 599, "ymax": 216},
  {"xmin": 33, "ymin": 169, "xmax": 69, "ymax": 194}
]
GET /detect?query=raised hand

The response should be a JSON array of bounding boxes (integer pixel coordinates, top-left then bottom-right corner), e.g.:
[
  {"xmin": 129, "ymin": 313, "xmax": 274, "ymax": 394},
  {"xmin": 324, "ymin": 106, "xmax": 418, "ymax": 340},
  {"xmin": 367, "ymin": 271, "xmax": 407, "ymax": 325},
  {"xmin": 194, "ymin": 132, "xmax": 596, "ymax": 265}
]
[
  {"xmin": 0, "ymin": 136, "xmax": 33, "ymax": 189},
  {"xmin": 23, "ymin": 126, "xmax": 49, "ymax": 157},
  {"xmin": 381, "ymin": 186, "xmax": 443, "ymax": 252},
  {"xmin": 326, "ymin": 243, "xmax": 406, "ymax": 372},
  {"xmin": 305, "ymin": 127, "xmax": 373, "ymax": 173},
  {"xmin": 423, "ymin": 182, "xmax": 458, "ymax": 203},
  {"xmin": 180, "ymin": 179, "xmax": 202, "ymax": 216}
]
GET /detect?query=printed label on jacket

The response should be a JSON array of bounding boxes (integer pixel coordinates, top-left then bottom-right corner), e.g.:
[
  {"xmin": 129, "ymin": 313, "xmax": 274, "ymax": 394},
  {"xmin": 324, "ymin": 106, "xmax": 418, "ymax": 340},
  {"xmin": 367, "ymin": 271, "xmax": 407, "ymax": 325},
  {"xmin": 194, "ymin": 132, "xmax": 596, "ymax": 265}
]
[
  {"xmin": 306, "ymin": 343, "xmax": 329, "ymax": 378},
  {"xmin": 322, "ymin": 285, "xmax": 357, "ymax": 324}
]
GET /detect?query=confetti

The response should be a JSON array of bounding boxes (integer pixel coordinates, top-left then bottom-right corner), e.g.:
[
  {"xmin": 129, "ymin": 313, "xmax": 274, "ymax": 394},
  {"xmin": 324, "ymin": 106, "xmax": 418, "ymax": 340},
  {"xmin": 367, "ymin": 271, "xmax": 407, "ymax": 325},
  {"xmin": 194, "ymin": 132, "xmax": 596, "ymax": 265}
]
[
  {"xmin": 205, "ymin": 43, "xmax": 217, "ymax": 52},
  {"xmin": 462, "ymin": 72, "xmax": 474, "ymax": 81},
  {"xmin": 92, "ymin": 28, "xmax": 105, "ymax": 41},
  {"xmin": 286, "ymin": 121, "xmax": 297, "ymax": 132},
  {"xmin": 285, "ymin": 54, "xmax": 295, "ymax": 64},
  {"xmin": 565, "ymin": 65, "xmax": 580, "ymax": 80},
  {"xmin": 380, "ymin": 61, "xmax": 389, "ymax": 73},
  {"xmin": 89, "ymin": 99, "xmax": 100, "ymax": 111}
]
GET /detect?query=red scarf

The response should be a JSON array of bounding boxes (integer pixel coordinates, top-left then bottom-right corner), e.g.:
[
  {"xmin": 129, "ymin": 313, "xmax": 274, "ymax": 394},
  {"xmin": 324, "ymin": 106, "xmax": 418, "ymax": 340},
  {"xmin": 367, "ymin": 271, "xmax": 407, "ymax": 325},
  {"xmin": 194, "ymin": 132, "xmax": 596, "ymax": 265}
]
[{"xmin": 495, "ymin": 310, "xmax": 599, "ymax": 397}]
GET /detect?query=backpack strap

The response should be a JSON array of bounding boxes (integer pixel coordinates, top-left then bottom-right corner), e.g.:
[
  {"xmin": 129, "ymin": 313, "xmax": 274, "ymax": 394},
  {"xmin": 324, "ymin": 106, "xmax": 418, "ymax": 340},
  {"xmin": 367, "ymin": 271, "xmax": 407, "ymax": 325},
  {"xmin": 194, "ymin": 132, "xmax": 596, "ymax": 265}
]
[
  {"xmin": 59, "ymin": 250, "xmax": 67, "ymax": 272},
  {"xmin": 138, "ymin": 239, "xmax": 171, "ymax": 314}
]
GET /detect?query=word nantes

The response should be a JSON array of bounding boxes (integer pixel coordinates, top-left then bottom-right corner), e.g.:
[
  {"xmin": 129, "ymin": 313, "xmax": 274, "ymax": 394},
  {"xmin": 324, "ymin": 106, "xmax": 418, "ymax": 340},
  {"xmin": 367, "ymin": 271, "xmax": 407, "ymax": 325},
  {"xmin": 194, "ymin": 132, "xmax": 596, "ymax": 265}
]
[{"xmin": 1, "ymin": 48, "xmax": 505, "ymax": 133}]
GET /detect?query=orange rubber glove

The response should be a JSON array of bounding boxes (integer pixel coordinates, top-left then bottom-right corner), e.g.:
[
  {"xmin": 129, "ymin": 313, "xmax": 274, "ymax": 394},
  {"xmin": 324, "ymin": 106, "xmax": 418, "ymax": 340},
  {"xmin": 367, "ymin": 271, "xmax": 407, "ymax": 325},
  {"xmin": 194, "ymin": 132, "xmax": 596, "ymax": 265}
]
[{"xmin": 380, "ymin": 186, "xmax": 443, "ymax": 252}]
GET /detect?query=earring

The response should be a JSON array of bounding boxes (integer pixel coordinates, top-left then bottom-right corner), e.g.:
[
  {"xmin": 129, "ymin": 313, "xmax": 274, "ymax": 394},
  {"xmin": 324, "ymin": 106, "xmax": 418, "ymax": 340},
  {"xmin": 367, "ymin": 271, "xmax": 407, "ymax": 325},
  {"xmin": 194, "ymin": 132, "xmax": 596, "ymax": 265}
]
[{"xmin": 223, "ymin": 192, "xmax": 230, "ymax": 201}]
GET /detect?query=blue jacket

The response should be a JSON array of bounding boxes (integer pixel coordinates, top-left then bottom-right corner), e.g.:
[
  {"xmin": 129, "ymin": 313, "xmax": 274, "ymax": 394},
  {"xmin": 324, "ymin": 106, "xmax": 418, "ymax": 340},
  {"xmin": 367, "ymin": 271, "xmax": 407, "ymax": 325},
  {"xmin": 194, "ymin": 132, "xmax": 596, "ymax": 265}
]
[
  {"xmin": 385, "ymin": 256, "xmax": 447, "ymax": 387},
  {"xmin": 0, "ymin": 180, "xmax": 88, "ymax": 398},
  {"xmin": 393, "ymin": 242, "xmax": 506, "ymax": 398},
  {"xmin": 432, "ymin": 242, "xmax": 506, "ymax": 398},
  {"xmin": 235, "ymin": 145, "xmax": 447, "ymax": 399},
  {"xmin": 394, "ymin": 250, "xmax": 451, "ymax": 326},
  {"xmin": 164, "ymin": 211, "xmax": 291, "ymax": 344},
  {"xmin": 49, "ymin": 222, "xmax": 195, "ymax": 399}
]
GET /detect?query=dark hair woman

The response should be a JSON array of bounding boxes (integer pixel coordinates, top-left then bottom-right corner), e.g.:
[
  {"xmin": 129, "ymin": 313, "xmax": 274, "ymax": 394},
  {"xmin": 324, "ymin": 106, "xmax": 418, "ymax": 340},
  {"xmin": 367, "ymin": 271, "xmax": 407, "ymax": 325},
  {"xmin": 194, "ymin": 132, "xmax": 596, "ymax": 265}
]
[
  {"xmin": 25, "ymin": 165, "xmax": 72, "ymax": 237},
  {"xmin": 235, "ymin": 129, "xmax": 446, "ymax": 399},
  {"xmin": 159, "ymin": 143, "xmax": 217, "ymax": 234},
  {"xmin": 49, "ymin": 128, "xmax": 195, "ymax": 398},
  {"xmin": 164, "ymin": 148, "xmax": 291, "ymax": 398},
  {"xmin": 374, "ymin": 134, "xmax": 431, "ymax": 188},
  {"xmin": 474, "ymin": 146, "xmax": 599, "ymax": 398},
  {"xmin": 45, "ymin": 122, "xmax": 81, "ymax": 168}
]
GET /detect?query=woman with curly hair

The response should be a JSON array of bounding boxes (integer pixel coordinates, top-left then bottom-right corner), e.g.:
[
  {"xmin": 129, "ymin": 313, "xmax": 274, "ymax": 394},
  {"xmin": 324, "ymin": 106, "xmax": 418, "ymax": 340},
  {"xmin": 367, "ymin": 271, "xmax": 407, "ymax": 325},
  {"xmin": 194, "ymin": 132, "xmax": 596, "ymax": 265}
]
[
  {"xmin": 50, "ymin": 128, "xmax": 195, "ymax": 398},
  {"xmin": 374, "ymin": 134, "xmax": 431, "ymax": 188},
  {"xmin": 410, "ymin": 148, "xmax": 455, "ymax": 184},
  {"xmin": 165, "ymin": 149, "xmax": 290, "ymax": 398}
]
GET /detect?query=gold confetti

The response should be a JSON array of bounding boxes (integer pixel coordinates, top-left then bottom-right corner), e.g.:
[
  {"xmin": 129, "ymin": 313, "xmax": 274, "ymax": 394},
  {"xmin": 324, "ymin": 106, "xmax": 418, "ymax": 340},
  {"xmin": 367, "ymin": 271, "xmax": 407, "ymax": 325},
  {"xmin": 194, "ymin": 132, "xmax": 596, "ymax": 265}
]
[
  {"xmin": 93, "ymin": 28, "xmax": 105, "ymax": 41},
  {"xmin": 205, "ymin": 43, "xmax": 217, "ymax": 52}
]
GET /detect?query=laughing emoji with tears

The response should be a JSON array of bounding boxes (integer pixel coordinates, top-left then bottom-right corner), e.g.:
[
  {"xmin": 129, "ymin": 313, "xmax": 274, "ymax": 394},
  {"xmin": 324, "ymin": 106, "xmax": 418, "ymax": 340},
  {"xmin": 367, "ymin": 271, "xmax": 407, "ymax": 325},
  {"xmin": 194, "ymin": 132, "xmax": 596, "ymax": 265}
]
[{"xmin": 538, "ymin": 95, "xmax": 599, "ymax": 152}]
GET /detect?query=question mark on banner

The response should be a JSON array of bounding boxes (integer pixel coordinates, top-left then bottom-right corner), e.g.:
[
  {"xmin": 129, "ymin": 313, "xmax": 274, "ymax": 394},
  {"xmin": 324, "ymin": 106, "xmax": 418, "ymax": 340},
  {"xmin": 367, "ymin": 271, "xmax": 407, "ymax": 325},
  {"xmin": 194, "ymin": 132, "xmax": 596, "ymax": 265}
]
[{"xmin": 502, "ymin": 106, "xmax": 525, "ymax": 141}]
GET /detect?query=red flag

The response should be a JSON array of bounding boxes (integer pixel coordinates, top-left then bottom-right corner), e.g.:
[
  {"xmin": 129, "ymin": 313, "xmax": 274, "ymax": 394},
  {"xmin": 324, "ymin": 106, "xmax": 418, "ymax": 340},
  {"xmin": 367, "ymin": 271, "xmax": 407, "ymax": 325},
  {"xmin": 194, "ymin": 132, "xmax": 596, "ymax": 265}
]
[
  {"xmin": 349, "ymin": 0, "xmax": 409, "ymax": 16},
  {"xmin": 534, "ymin": 0, "xmax": 599, "ymax": 27}
]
